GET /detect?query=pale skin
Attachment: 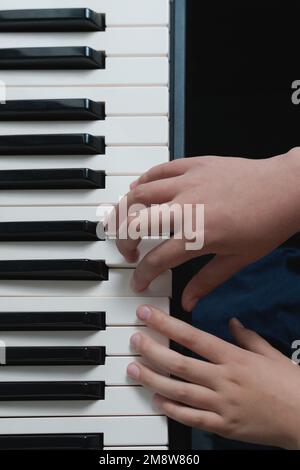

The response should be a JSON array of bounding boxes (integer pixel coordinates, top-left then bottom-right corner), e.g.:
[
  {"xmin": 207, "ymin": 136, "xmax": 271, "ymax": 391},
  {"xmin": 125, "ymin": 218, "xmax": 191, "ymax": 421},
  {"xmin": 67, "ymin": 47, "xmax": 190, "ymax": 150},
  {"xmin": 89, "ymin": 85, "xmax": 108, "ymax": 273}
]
[
  {"xmin": 128, "ymin": 305, "xmax": 300, "ymax": 450},
  {"xmin": 115, "ymin": 148, "xmax": 300, "ymax": 311},
  {"xmin": 112, "ymin": 148, "xmax": 300, "ymax": 448}
]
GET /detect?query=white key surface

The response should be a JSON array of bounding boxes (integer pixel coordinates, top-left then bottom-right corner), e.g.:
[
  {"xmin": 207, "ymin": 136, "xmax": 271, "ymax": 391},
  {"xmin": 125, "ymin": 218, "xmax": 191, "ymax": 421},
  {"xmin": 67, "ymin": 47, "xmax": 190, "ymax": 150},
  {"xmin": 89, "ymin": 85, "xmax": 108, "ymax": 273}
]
[
  {"xmin": 0, "ymin": 57, "xmax": 168, "ymax": 86},
  {"xmin": 0, "ymin": 357, "xmax": 147, "ymax": 386},
  {"xmin": 0, "ymin": 147, "xmax": 169, "ymax": 175},
  {"xmin": 0, "ymin": 326, "xmax": 168, "ymax": 353},
  {"xmin": 5, "ymin": 87, "xmax": 169, "ymax": 116},
  {"xmin": 0, "ymin": 117, "xmax": 169, "ymax": 146},
  {"xmin": 0, "ymin": 417, "xmax": 168, "ymax": 446},
  {"xmin": 0, "ymin": 28, "xmax": 169, "ymax": 56},
  {"xmin": 0, "ymin": 1, "xmax": 170, "ymax": 26}
]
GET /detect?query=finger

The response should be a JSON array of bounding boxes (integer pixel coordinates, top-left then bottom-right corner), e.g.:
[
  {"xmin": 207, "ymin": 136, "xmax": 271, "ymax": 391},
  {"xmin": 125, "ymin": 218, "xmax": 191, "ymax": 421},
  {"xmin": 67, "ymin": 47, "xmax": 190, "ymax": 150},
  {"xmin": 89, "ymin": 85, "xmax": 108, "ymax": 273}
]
[
  {"xmin": 182, "ymin": 254, "xmax": 249, "ymax": 312},
  {"xmin": 131, "ymin": 238, "xmax": 207, "ymax": 292},
  {"xmin": 136, "ymin": 305, "xmax": 244, "ymax": 364},
  {"xmin": 135, "ymin": 160, "xmax": 191, "ymax": 187},
  {"xmin": 129, "ymin": 331, "xmax": 218, "ymax": 389},
  {"xmin": 153, "ymin": 394, "xmax": 224, "ymax": 433},
  {"xmin": 229, "ymin": 318, "xmax": 286, "ymax": 361},
  {"xmin": 116, "ymin": 204, "xmax": 179, "ymax": 263},
  {"xmin": 127, "ymin": 362, "xmax": 218, "ymax": 411}
]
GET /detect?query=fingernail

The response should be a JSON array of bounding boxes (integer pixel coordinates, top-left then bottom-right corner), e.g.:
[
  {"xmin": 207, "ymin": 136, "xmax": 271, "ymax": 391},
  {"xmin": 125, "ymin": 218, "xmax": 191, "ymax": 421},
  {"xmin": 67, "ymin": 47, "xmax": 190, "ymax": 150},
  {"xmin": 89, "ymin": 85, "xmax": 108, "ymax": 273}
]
[
  {"xmin": 127, "ymin": 363, "xmax": 141, "ymax": 380},
  {"xmin": 232, "ymin": 318, "xmax": 245, "ymax": 328},
  {"xmin": 137, "ymin": 305, "xmax": 152, "ymax": 322},
  {"xmin": 130, "ymin": 333, "xmax": 142, "ymax": 350}
]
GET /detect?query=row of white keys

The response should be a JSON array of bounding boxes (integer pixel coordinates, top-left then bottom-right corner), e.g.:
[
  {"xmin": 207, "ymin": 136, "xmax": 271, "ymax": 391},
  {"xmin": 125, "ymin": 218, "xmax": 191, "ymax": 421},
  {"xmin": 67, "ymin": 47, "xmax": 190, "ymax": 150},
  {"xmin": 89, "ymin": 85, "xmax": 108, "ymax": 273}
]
[
  {"xmin": 0, "ymin": 28, "xmax": 169, "ymax": 56},
  {"xmin": 0, "ymin": 269, "xmax": 172, "ymax": 297},
  {"xmin": 0, "ymin": 0, "xmax": 169, "ymax": 27},
  {"xmin": 0, "ymin": 297, "xmax": 170, "ymax": 326},
  {"xmin": 4, "ymin": 87, "xmax": 169, "ymax": 116},
  {"xmin": 0, "ymin": 57, "xmax": 168, "ymax": 86},
  {"xmin": 0, "ymin": 118, "xmax": 168, "ymax": 145},
  {"xmin": 0, "ymin": 417, "xmax": 168, "ymax": 446},
  {"xmin": 0, "ymin": 175, "xmax": 131, "ymax": 205}
]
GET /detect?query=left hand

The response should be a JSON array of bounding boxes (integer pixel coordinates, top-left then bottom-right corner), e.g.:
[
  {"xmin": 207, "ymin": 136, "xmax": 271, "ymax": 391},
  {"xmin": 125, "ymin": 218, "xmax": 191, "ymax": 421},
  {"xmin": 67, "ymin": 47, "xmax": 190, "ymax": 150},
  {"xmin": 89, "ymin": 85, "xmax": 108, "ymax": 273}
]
[{"xmin": 127, "ymin": 305, "xmax": 300, "ymax": 449}]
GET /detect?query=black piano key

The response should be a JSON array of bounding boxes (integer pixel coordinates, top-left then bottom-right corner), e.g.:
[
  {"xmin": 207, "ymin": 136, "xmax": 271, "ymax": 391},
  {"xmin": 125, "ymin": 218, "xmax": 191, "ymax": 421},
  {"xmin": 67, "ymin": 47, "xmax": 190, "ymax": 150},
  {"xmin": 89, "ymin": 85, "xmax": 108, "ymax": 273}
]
[
  {"xmin": 0, "ymin": 221, "xmax": 101, "ymax": 241},
  {"xmin": 0, "ymin": 259, "xmax": 109, "ymax": 281},
  {"xmin": 0, "ymin": 381, "xmax": 105, "ymax": 400},
  {"xmin": 0, "ymin": 134, "xmax": 105, "ymax": 155},
  {"xmin": 0, "ymin": 311, "xmax": 106, "ymax": 331},
  {"xmin": 5, "ymin": 346, "xmax": 106, "ymax": 366},
  {"xmin": 0, "ymin": 433, "xmax": 104, "ymax": 450},
  {"xmin": 0, "ymin": 99, "xmax": 105, "ymax": 121},
  {"xmin": 0, "ymin": 47, "xmax": 105, "ymax": 70},
  {"xmin": 0, "ymin": 8, "xmax": 105, "ymax": 32},
  {"xmin": 0, "ymin": 169, "xmax": 106, "ymax": 189}
]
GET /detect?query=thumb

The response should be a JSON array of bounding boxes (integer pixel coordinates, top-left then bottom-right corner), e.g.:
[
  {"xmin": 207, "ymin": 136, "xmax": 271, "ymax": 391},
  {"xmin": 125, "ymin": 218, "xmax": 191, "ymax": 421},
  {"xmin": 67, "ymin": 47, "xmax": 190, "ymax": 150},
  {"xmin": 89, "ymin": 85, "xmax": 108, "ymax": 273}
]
[
  {"xmin": 229, "ymin": 318, "xmax": 285, "ymax": 361},
  {"xmin": 182, "ymin": 254, "xmax": 249, "ymax": 312}
]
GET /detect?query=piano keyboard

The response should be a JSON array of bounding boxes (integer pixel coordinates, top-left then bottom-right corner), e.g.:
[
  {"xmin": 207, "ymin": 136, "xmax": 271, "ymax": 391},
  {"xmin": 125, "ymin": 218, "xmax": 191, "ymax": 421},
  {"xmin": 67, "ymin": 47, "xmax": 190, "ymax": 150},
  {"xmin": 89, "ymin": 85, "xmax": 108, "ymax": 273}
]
[{"xmin": 0, "ymin": 0, "xmax": 185, "ymax": 451}]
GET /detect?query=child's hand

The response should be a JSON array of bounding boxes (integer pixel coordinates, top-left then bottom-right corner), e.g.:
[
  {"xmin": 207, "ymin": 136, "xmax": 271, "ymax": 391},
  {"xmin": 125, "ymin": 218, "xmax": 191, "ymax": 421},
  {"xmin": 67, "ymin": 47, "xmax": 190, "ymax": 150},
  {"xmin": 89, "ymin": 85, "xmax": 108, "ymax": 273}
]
[
  {"xmin": 114, "ymin": 149, "xmax": 300, "ymax": 311},
  {"xmin": 127, "ymin": 305, "xmax": 300, "ymax": 449}
]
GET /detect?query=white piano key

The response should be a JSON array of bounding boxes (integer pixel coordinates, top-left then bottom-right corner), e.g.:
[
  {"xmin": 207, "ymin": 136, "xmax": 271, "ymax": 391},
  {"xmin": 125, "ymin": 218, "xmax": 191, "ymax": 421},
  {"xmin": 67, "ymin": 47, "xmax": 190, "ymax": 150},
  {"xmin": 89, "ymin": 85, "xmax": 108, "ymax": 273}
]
[
  {"xmin": 0, "ymin": 57, "xmax": 168, "ymax": 86},
  {"xmin": 0, "ymin": 326, "xmax": 168, "ymax": 353},
  {"xmin": 0, "ymin": 239, "xmax": 166, "ymax": 267},
  {"xmin": 0, "ymin": 297, "xmax": 170, "ymax": 326},
  {"xmin": 0, "ymin": 387, "xmax": 158, "ymax": 417},
  {"xmin": 0, "ymin": 206, "xmax": 107, "ymax": 221},
  {"xmin": 0, "ymin": 357, "xmax": 147, "ymax": 386},
  {"xmin": 0, "ymin": 269, "xmax": 172, "ymax": 297},
  {"xmin": 0, "ymin": 175, "xmax": 132, "ymax": 206},
  {"xmin": 0, "ymin": 117, "xmax": 168, "ymax": 146},
  {"xmin": 5, "ymin": 87, "xmax": 169, "ymax": 116},
  {"xmin": 0, "ymin": 28, "xmax": 169, "ymax": 56},
  {"xmin": 0, "ymin": 1, "xmax": 170, "ymax": 27},
  {"xmin": 0, "ymin": 147, "xmax": 169, "ymax": 175},
  {"xmin": 0, "ymin": 416, "xmax": 168, "ymax": 446}
]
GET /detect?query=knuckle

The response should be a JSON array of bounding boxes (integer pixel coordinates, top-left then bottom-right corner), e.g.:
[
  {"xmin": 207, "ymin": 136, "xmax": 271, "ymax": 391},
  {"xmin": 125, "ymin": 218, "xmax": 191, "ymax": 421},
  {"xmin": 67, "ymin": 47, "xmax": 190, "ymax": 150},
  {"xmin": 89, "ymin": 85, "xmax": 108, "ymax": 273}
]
[
  {"xmin": 174, "ymin": 385, "xmax": 189, "ymax": 402},
  {"xmin": 170, "ymin": 356, "xmax": 188, "ymax": 376},
  {"xmin": 182, "ymin": 330, "xmax": 200, "ymax": 349}
]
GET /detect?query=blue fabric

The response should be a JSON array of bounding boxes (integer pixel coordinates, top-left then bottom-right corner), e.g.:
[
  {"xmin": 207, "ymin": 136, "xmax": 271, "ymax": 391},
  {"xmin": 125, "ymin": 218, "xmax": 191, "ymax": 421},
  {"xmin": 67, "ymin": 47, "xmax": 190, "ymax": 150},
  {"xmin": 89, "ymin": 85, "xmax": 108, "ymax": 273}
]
[{"xmin": 192, "ymin": 242, "xmax": 300, "ymax": 449}]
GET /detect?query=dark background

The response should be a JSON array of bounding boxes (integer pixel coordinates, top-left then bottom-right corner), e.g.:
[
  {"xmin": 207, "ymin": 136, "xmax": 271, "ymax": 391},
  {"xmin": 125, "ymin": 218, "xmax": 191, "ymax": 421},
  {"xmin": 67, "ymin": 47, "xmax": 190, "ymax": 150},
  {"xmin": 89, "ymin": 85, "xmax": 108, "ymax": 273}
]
[{"xmin": 185, "ymin": 0, "xmax": 300, "ymax": 450}]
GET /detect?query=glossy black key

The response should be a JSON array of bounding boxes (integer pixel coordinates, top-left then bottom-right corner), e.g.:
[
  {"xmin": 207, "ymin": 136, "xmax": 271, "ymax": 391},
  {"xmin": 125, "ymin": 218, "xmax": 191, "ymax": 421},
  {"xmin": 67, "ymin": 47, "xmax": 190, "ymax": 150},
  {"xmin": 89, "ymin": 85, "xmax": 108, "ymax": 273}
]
[
  {"xmin": 0, "ymin": 134, "xmax": 105, "ymax": 155},
  {"xmin": 0, "ymin": 311, "xmax": 106, "ymax": 331},
  {"xmin": 5, "ymin": 346, "xmax": 106, "ymax": 366},
  {"xmin": 0, "ymin": 9, "xmax": 105, "ymax": 32},
  {"xmin": 0, "ymin": 433, "xmax": 104, "ymax": 450},
  {"xmin": 0, "ymin": 221, "xmax": 101, "ymax": 241},
  {"xmin": 0, "ymin": 259, "xmax": 109, "ymax": 281},
  {"xmin": 0, "ymin": 47, "xmax": 105, "ymax": 69},
  {"xmin": 0, "ymin": 381, "xmax": 105, "ymax": 400},
  {"xmin": 0, "ymin": 99, "xmax": 105, "ymax": 121},
  {"xmin": 0, "ymin": 169, "xmax": 105, "ymax": 189}
]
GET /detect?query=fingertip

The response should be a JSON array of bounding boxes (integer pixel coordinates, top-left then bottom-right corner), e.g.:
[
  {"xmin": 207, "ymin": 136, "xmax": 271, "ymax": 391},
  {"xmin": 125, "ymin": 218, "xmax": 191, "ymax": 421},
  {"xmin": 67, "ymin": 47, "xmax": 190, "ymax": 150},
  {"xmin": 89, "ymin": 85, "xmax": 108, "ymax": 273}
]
[
  {"xmin": 130, "ymin": 179, "xmax": 140, "ymax": 190},
  {"xmin": 230, "ymin": 317, "xmax": 245, "ymax": 329},
  {"xmin": 182, "ymin": 296, "xmax": 199, "ymax": 313}
]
